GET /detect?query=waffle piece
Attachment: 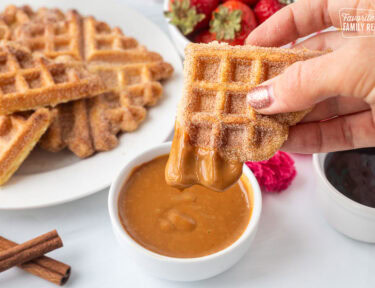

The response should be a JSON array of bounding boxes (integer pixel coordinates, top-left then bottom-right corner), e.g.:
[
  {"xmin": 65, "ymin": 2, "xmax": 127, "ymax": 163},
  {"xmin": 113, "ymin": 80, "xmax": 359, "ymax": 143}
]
[
  {"xmin": 88, "ymin": 61, "xmax": 173, "ymax": 130},
  {"xmin": 83, "ymin": 17, "xmax": 163, "ymax": 63},
  {"xmin": 40, "ymin": 57, "xmax": 173, "ymax": 158},
  {"xmin": 0, "ymin": 41, "xmax": 107, "ymax": 115},
  {"xmin": 39, "ymin": 95, "xmax": 120, "ymax": 158},
  {"xmin": 178, "ymin": 42, "xmax": 327, "ymax": 162},
  {"xmin": 0, "ymin": 108, "xmax": 52, "ymax": 185},
  {"xmin": 166, "ymin": 42, "xmax": 327, "ymax": 190},
  {"xmin": 13, "ymin": 9, "xmax": 83, "ymax": 60}
]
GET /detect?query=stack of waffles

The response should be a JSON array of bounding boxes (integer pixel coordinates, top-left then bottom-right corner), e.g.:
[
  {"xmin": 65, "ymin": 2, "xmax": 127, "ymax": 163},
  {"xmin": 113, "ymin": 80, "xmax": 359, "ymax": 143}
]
[{"xmin": 0, "ymin": 5, "xmax": 173, "ymax": 185}]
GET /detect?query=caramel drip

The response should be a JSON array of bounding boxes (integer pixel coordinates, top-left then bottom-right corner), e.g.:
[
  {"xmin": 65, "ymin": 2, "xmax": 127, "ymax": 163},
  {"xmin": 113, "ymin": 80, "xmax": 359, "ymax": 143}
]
[{"xmin": 166, "ymin": 124, "xmax": 243, "ymax": 191}]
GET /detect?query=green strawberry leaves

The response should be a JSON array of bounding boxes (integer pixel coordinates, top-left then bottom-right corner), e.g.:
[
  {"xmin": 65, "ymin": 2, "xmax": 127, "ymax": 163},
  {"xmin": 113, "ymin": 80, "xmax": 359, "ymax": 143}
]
[
  {"xmin": 165, "ymin": 0, "xmax": 205, "ymax": 35},
  {"xmin": 209, "ymin": 6, "xmax": 242, "ymax": 41}
]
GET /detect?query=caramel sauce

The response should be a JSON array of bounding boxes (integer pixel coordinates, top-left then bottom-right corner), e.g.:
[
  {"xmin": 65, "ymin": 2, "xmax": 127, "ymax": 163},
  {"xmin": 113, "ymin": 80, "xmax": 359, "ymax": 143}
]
[
  {"xmin": 165, "ymin": 125, "xmax": 243, "ymax": 191},
  {"xmin": 118, "ymin": 155, "xmax": 252, "ymax": 258}
]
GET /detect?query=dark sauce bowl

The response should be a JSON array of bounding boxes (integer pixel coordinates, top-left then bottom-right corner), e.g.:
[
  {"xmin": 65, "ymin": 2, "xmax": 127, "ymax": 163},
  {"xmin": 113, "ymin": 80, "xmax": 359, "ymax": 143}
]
[{"xmin": 313, "ymin": 152, "xmax": 375, "ymax": 243}]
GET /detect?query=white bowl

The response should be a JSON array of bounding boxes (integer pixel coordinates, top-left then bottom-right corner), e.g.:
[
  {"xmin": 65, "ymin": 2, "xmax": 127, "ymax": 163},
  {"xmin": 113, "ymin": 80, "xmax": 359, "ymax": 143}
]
[
  {"xmin": 313, "ymin": 153, "xmax": 375, "ymax": 243},
  {"xmin": 108, "ymin": 142, "xmax": 262, "ymax": 281},
  {"xmin": 163, "ymin": 0, "xmax": 191, "ymax": 57}
]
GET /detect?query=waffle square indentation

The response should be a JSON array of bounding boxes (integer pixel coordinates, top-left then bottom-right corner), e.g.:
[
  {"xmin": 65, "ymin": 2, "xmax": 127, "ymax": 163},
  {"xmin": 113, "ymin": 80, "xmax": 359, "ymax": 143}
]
[
  {"xmin": 97, "ymin": 70, "xmax": 118, "ymax": 88},
  {"xmin": 29, "ymin": 26, "xmax": 44, "ymax": 37},
  {"xmin": 0, "ymin": 56, "xmax": 10, "ymax": 73},
  {"xmin": 230, "ymin": 58, "xmax": 252, "ymax": 82},
  {"xmin": 50, "ymin": 66, "xmax": 69, "ymax": 84},
  {"xmin": 192, "ymin": 89, "xmax": 216, "ymax": 112},
  {"xmin": 54, "ymin": 24, "xmax": 69, "ymax": 35},
  {"xmin": 96, "ymin": 39, "xmax": 113, "ymax": 50},
  {"xmin": 190, "ymin": 124, "xmax": 212, "ymax": 147},
  {"xmin": 0, "ymin": 78, "xmax": 17, "ymax": 94},
  {"xmin": 120, "ymin": 38, "xmax": 137, "ymax": 50},
  {"xmin": 195, "ymin": 57, "xmax": 220, "ymax": 82},
  {"xmin": 123, "ymin": 67, "xmax": 142, "ymax": 85},
  {"xmin": 54, "ymin": 39, "xmax": 70, "ymax": 52},
  {"xmin": 225, "ymin": 92, "xmax": 247, "ymax": 114},
  {"xmin": 95, "ymin": 22, "xmax": 111, "ymax": 34},
  {"xmin": 24, "ymin": 72, "xmax": 42, "ymax": 89},
  {"xmin": 266, "ymin": 61, "xmax": 288, "ymax": 79},
  {"xmin": 29, "ymin": 42, "xmax": 45, "ymax": 54},
  {"xmin": 225, "ymin": 127, "xmax": 245, "ymax": 148}
]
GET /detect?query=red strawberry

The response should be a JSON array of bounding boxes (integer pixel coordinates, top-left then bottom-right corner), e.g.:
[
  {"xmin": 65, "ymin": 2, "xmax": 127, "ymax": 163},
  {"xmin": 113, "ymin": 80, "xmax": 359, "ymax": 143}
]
[
  {"xmin": 194, "ymin": 30, "xmax": 216, "ymax": 43},
  {"xmin": 165, "ymin": 0, "xmax": 220, "ymax": 35},
  {"xmin": 209, "ymin": 1, "xmax": 258, "ymax": 45},
  {"xmin": 222, "ymin": 0, "xmax": 259, "ymax": 6},
  {"xmin": 254, "ymin": 0, "xmax": 284, "ymax": 24}
]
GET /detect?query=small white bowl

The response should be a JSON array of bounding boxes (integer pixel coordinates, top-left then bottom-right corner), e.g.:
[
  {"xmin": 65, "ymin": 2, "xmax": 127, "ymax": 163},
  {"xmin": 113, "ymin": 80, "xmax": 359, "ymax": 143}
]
[
  {"xmin": 313, "ymin": 153, "xmax": 375, "ymax": 243},
  {"xmin": 108, "ymin": 142, "xmax": 262, "ymax": 281},
  {"xmin": 163, "ymin": 0, "xmax": 191, "ymax": 57}
]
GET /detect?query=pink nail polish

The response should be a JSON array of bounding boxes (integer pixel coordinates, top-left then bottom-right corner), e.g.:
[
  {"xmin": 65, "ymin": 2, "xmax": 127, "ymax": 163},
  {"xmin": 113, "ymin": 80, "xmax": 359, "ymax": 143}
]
[{"xmin": 246, "ymin": 85, "xmax": 273, "ymax": 109}]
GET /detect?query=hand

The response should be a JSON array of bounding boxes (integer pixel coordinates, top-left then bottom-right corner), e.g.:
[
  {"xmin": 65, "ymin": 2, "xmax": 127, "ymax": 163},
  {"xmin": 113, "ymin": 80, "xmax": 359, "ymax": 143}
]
[{"xmin": 245, "ymin": 0, "xmax": 375, "ymax": 154}]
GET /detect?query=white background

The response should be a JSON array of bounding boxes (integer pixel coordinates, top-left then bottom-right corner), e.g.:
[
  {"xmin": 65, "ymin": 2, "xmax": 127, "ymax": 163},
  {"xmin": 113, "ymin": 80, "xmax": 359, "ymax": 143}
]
[{"xmin": 0, "ymin": 0, "xmax": 374, "ymax": 287}]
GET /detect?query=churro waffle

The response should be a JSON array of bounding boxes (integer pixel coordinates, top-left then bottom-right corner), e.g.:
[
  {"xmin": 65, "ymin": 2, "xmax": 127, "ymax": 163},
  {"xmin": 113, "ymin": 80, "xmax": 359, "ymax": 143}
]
[
  {"xmin": 179, "ymin": 42, "xmax": 326, "ymax": 162},
  {"xmin": 0, "ymin": 108, "xmax": 52, "ymax": 185},
  {"xmin": 40, "ymin": 56, "xmax": 173, "ymax": 158},
  {"xmin": 0, "ymin": 41, "xmax": 107, "ymax": 115},
  {"xmin": 166, "ymin": 42, "xmax": 326, "ymax": 190},
  {"xmin": 0, "ymin": 5, "xmax": 173, "ymax": 157},
  {"xmin": 39, "ymin": 95, "xmax": 121, "ymax": 158}
]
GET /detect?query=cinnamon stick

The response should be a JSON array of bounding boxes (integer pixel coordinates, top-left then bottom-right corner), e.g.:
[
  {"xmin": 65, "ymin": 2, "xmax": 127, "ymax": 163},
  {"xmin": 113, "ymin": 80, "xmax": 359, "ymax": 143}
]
[
  {"xmin": 0, "ymin": 236, "xmax": 70, "ymax": 286},
  {"xmin": 0, "ymin": 230, "xmax": 63, "ymax": 273}
]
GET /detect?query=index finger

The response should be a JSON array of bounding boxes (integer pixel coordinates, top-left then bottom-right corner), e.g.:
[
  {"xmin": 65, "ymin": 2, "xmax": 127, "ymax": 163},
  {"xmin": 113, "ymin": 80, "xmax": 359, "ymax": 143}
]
[{"xmin": 246, "ymin": 0, "xmax": 344, "ymax": 47}]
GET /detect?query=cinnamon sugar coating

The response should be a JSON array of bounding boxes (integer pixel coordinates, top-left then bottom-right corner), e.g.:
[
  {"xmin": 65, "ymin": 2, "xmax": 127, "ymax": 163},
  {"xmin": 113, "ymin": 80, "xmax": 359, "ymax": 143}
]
[
  {"xmin": 0, "ymin": 108, "xmax": 52, "ymax": 185},
  {"xmin": 0, "ymin": 5, "xmax": 173, "ymax": 158},
  {"xmin": 179, "ymin": 42, "xmax": 326, "ymax": 162}
]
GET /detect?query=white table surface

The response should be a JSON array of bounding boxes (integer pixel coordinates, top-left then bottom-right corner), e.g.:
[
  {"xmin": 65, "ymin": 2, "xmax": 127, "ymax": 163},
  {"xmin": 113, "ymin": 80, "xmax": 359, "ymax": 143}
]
[{"xmin": 1, "ymin": 0, "xmax": 375, "ymax": 287}]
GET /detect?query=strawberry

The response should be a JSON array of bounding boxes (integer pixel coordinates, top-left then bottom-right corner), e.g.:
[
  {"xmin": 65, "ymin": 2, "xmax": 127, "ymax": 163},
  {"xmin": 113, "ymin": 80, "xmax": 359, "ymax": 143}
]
[
  {"xmin": 165, "ymin": 0, "xmax": 219, "ymax": 35},
  {"xmin": 209, "ymin": 1, "xmax": 258, "ymax": 45},
  {"xmin": 194, "ymin": 30, "xmax": 216, "ymax": 43},
  {"xmin": 254, "ymin": 0, "xmax": 285, "ymax": 24},
  {"xmin": 222, "ymin": 0, "xmax": 259, "ymax": 6}
]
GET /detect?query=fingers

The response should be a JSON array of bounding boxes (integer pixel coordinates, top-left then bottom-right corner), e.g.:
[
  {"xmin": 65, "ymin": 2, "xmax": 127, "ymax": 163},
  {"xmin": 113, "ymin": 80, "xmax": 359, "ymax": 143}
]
[
  {"xmin": 247, "ymin": 51, "xmax": 337, "ymax": 114},
  {"xmin": 247, "ymin": 42, "xmax": 373, "ymax": 114},
  {"xmin": 281, "ymin": 111, "xmax": 375, "ymax": 154},
  {"xmin": 292, "ymin": 31, "xmax": 345, "ymax": 50},
  {"xmin": 302, "ymin": 97, "xmax": 370, "ymax": 122},
  {"xmin": 245, "ymin": 0, "xmax": 332, "ymax": 47}
]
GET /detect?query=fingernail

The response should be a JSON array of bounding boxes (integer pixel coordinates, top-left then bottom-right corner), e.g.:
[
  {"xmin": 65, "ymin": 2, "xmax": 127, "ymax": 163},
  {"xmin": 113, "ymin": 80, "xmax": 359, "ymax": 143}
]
[{"xmin": 246, "ymin": 85, "xmax": 273, "ymax": 110}]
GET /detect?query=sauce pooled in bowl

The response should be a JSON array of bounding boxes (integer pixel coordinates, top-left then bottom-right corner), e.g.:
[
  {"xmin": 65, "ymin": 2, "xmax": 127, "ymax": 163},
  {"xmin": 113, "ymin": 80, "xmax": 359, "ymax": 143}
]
[{"xmin": 118, "ymin": 154, "xmax": 252, "ymax": 258}]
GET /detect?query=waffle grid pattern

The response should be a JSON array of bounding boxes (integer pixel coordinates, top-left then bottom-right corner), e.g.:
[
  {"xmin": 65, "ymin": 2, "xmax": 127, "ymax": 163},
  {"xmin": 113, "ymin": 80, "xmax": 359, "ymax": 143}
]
[
  {"xmin": 0, "ymin": 5, "xmax": 173, "ymax": 158},
  {"xmin": 84, "ymin": 17, "xmax": 144, "ymax": 62},
  {"xmin": 181, "ymin": 43, "xmax": 325, "ymax": 162},
  {"xmin": 14, "ymin": 10, "xmax": 82, "ymax": 60},
  {"xmin": 185, "ymin": 49, "xmax": 289, "ymax": 161},
  {"xmin": 0, "ymin": 43, "xmax": 106, "ymax": 115}
]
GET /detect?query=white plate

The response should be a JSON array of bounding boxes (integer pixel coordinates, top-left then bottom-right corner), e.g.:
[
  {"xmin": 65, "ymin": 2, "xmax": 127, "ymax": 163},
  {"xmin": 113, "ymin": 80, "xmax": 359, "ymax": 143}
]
[{"xmin": 0, "ymin": 0, "xmax": 183, "ymax": 210}]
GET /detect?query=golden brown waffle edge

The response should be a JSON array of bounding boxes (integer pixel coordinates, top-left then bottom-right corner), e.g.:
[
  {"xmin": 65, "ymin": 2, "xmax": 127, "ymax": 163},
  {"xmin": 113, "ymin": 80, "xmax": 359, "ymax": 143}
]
[
  {"xmin": 0, "ymin": 108, "xmax": 52, "ymax": 186},
  {"xmin": 0, "ymin": 41, "xmax": 108, "ymax": 115}
]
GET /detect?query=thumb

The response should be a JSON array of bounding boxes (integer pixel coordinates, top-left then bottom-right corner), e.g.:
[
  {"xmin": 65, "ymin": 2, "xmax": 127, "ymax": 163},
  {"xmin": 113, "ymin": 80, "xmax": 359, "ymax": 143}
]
[{"xmin": 246, "ymin": 49, "xmax": 353, "ymax": 114}]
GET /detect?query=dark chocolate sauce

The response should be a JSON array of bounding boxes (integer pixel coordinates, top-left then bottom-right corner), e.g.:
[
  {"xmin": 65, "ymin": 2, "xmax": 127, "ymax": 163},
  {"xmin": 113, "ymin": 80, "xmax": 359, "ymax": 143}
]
[{"xmin": 324, "ymin": 148, "xmax": 375, "ymax": 208}]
